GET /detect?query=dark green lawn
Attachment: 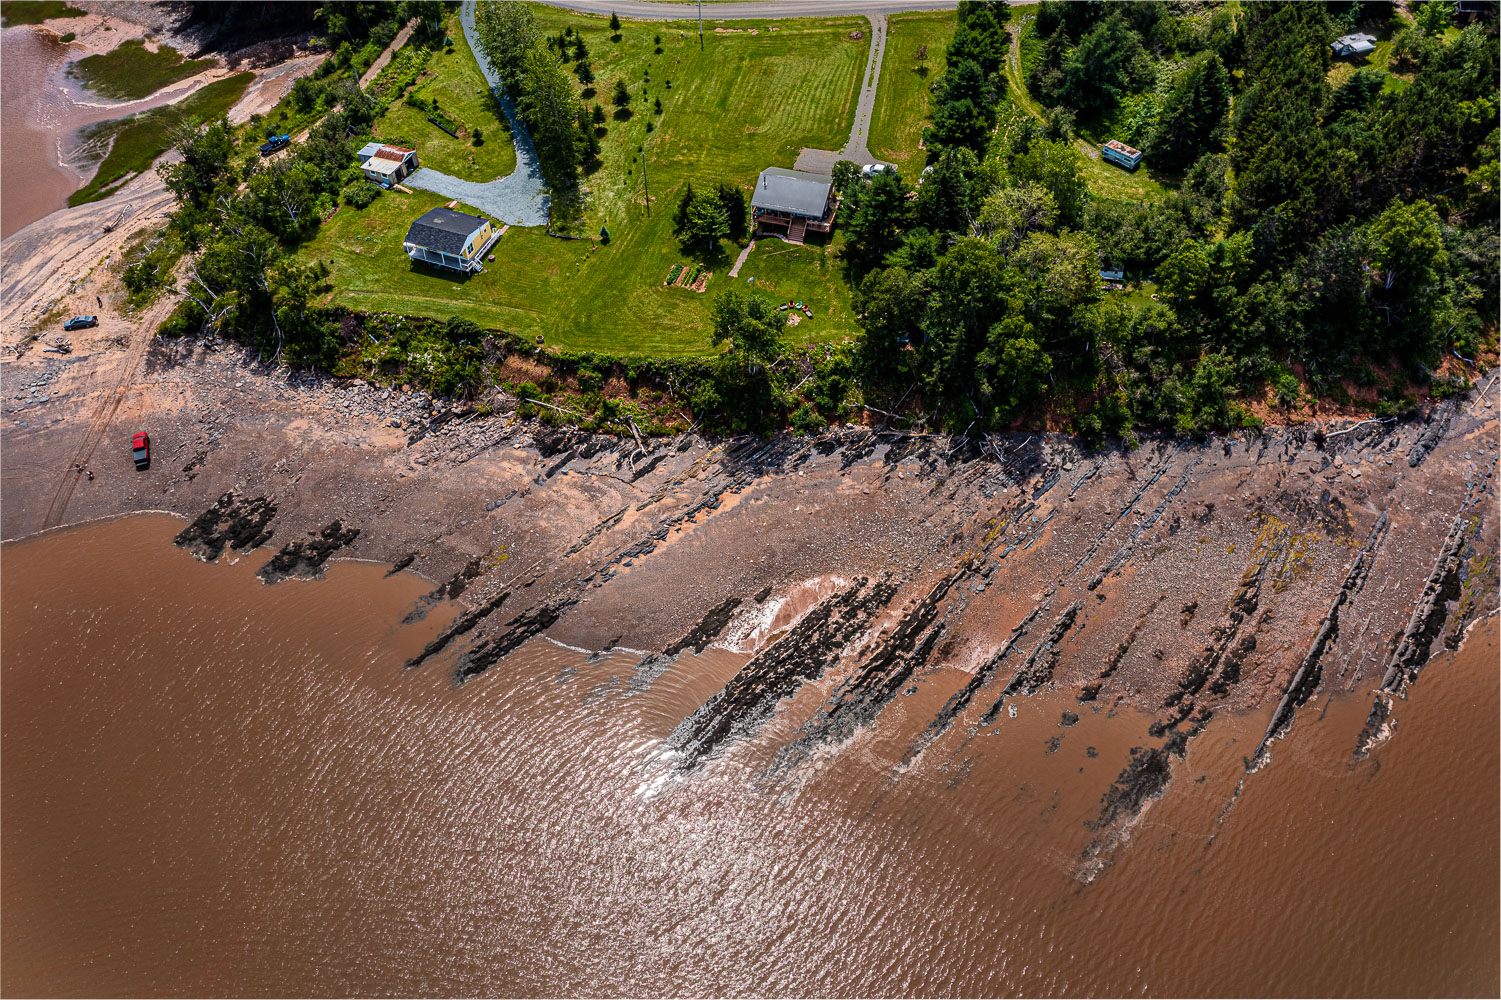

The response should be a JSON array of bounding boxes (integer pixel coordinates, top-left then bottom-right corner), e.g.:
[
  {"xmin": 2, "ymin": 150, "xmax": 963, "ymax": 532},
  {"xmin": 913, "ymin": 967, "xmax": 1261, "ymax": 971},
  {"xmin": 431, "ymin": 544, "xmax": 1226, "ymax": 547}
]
[
  {"xmin": 67, "ymin": 38, "xmax": 215, "ymax": 101},
  {"xmin": 69, "ymin": 73, "xmax": 254, "ymax": 206},
  {"xmin": 869, "ymin": 11, "xmax": 955, "ymax": 178},
  {"xmin": 309, "ymin": 8, "xmax": 872, "ymax": 357}
]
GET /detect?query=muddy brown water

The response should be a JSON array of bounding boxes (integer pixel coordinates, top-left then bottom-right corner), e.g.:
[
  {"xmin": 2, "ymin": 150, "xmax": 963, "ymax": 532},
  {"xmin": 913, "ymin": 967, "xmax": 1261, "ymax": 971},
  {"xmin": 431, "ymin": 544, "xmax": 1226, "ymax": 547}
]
[
  {"xmin": 3, "ymin": 514, "xmax": 1497, "ymax": 997},
  {"xmin": 0, "ymin": 26, "xmax": 207, "ymax": 238}
]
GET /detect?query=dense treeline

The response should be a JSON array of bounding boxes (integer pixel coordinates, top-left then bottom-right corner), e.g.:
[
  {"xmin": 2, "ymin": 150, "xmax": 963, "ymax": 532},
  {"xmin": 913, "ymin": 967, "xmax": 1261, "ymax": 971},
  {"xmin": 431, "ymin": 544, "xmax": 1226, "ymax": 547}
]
[{"xmin": 818, "ymin": 0, "xmax": 1499, "ymax": 442}]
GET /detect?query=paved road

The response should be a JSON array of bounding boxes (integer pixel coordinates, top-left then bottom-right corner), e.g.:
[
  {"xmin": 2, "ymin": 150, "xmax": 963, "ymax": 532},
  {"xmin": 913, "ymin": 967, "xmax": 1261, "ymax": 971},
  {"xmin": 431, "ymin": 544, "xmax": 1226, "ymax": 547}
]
[
  {"xmin": 540, "ymin": 1, "xmax": 957, "ymax": 19},
  {"xmin": 405, "ymin": 0, "xmax": 550, "ymax": 227}
]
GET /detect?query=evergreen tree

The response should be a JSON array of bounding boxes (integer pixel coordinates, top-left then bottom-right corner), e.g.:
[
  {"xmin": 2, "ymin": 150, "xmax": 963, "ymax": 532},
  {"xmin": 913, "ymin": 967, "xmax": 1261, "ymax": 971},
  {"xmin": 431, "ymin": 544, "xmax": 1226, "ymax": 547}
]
[
  {"xmin": 1057, "ymin": 12, "xmax": 1153, "ymax": 112},
  {"xmin": 916, "ymin": 146, "xmax": 975, "ymax": 234},
  {"xmin": 1146, "ymin": 51, "xmax": 1230, "ymax": 172},
  {"xmin": 473, "ymin": 1, "xmax": 539, "ymax": 90},
  {"xmin": 519, "ymin": 47, "xmax": 583, "ymax": 190},
  {"xmin": 1227, "ymin": 2, "xmax": 1332, "ymax": 237},
  {"xmin": 717, "ymin": 183, "xmax": 748, "ymax": 240},
  {"xmin": 673, "ymin": 181, "xmax": 696, "ymax": 236},
  {"xmin": 845, "ymin": 171, "xmax": 913, "ymax": 271}
]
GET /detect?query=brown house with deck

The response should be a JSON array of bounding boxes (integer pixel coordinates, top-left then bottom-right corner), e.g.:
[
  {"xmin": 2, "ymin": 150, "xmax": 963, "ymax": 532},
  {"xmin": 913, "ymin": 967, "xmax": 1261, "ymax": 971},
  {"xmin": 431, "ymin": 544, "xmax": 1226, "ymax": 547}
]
[{"xmin": 750, "ymin": 167, "xmax": 837, "ymax": 244}]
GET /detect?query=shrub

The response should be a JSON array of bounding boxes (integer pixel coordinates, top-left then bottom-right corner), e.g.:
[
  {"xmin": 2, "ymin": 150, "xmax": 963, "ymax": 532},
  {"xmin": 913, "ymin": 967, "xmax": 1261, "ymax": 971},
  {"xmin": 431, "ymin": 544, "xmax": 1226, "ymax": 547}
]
[
  {"xmin": 791, "ymin": 402, "xmax": 826, "ymax": 435},
  {"xmin": 1273, "ymin": 372, "xmax": 1301, "ymax": 408},
  {"xmin": 343, "ymin": 180, "xmax": 382, "ymax": 208},
  {"xmin": 59, "ymin": 32, "xmax": 76, "ymax": 43},
  {"xmin": 577, "ymin": 366, "xmax": 602, "ymax": 392}
]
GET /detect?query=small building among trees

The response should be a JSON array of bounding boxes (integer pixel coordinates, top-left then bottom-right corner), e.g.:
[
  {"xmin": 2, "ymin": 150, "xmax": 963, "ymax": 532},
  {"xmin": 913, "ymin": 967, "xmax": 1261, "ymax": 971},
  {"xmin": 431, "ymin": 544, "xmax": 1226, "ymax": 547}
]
[
  {"xmin": 1101, "ymin": 139, "xmax": 1142, "ymax": 171},
  {"xmin": 1330, "ymin": 32, "xmax": 1377, "ymax": 57},
  {"xmin": 403, "ymin": 207, "xmax": 497, "ymax": 272},
  {"xmin": 749, "ymin": 167, "xmax": 837, "ymax": 243}
]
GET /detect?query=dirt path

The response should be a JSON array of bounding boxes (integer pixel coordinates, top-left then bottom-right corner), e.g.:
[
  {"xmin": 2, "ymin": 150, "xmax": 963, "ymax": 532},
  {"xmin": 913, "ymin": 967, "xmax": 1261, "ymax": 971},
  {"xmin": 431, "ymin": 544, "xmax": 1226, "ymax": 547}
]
[{"xmin": 359, "ymin": 18, "xmax": 418, "ymax": 89}]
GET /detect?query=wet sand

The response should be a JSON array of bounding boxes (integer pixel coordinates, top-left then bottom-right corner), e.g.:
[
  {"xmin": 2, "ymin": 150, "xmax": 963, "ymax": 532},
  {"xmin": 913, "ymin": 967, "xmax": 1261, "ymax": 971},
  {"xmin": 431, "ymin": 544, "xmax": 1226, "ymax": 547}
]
[{"xmin": 2, "ymin": 513, "xmax": 1496, "ymax": 997}]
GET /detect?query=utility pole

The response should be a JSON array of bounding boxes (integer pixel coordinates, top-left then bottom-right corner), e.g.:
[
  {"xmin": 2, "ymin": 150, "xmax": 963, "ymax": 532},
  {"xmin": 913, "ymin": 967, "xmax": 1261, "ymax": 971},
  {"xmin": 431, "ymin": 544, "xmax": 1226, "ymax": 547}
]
[
  {"xmin": 698, "ymin": 0, "xmax": 703, "ymax": 49},
  {"xmin": 641, "ymin": 149, "xmax": 650, "ymax": 216}
]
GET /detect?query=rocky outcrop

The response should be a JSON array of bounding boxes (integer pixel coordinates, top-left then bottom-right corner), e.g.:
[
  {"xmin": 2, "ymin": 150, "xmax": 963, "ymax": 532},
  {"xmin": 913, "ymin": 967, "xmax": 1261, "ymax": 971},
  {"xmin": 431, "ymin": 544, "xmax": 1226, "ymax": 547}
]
[
  {"xmin": 256, "ymin": 521, "xmax": 360, "ymax": 583},
  {"xmin": 1251, "ymin": 512, "xmax": 1389, "ymax": 769},
  {"xmin": 174, "ymin": 492, "xmax": 277, "ymax": 560},
  {"xmin": 671, "ymin": 579, "xmax": 897, "ymax": 769}
]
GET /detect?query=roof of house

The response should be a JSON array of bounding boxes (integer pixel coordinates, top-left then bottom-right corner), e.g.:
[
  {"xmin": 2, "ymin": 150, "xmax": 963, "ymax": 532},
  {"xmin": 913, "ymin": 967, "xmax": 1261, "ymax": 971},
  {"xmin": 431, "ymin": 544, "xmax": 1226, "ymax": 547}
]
[
  {"xmin": 365, "ymin": 156, "xmax": 407, "ymax": 176},
  {"xmin": 1103, "ymin": 139, "xmax": 1141, "ymax": 158},
  {"xmin": 1332, "ymin": 32, "xmax": 1376, "ymax": 51},
  {"xmin": 356, "ymin": 142, "xmax": 415, "ymax": 163},
  {"xmin": 404, "ymin": 207, "xmax": 487, "ymax": 255},
  {"xmin": 750, "ymin": 167, "xmax": 832, "ymax": 217}
]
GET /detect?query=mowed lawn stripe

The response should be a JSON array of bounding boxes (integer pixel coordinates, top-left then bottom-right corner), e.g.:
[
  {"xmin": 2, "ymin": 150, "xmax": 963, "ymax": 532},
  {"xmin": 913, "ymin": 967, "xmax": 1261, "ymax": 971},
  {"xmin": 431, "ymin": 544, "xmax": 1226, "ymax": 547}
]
[{"xmin": 869, "ymin": 11, "xmax": 955, "ymax": 178}]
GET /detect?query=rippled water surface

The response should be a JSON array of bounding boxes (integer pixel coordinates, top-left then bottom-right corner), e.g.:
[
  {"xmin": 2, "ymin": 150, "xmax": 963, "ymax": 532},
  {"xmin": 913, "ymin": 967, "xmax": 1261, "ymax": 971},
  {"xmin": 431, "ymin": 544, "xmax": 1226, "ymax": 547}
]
[{"xmin": 3, "ymin": 515, "xmax": 1496, "ymax": 996}]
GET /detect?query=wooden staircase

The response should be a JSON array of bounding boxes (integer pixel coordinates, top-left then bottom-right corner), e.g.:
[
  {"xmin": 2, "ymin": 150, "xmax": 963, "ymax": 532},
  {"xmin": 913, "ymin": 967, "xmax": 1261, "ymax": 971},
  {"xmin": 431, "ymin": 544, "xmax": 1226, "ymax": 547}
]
[{"xmin": 786, "ymin": 216, "xmax": 807, "ymax": 245}]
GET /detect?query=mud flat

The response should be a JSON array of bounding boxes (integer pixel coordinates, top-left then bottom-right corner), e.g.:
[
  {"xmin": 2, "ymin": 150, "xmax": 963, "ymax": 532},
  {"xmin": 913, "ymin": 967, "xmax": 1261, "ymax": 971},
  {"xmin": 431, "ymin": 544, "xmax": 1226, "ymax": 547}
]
[{"xmin": 4, "ymin": 332, "xmax": 1497, "ymax": 784}]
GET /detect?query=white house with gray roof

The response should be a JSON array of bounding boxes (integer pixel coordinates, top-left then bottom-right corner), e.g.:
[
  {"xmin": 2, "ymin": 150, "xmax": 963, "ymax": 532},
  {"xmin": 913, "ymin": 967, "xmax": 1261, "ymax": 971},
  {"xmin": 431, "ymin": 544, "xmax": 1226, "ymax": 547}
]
[
  {"xmin": 403, "ymin": 206, "xmax": 497, "ymax": 272},
  {"xmin": 750, "ymin": 167, "xmax": 837, "ymax": 244}
]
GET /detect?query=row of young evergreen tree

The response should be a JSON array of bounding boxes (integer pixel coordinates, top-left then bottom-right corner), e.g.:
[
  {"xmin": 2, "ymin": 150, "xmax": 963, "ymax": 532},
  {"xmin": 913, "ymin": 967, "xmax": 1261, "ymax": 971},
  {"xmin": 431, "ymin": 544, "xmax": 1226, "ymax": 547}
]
[{"xmin": 473, "ymin": 2, "xmax": 601, "ymax": 198}]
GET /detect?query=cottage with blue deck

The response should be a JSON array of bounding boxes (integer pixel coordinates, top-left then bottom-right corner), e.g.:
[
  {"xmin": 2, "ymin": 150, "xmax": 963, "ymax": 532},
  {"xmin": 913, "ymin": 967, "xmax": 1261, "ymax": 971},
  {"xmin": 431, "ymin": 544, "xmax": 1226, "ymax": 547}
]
[{"xmin": 403, "ymin": 207, "xmax": 497, "ymax": 273}]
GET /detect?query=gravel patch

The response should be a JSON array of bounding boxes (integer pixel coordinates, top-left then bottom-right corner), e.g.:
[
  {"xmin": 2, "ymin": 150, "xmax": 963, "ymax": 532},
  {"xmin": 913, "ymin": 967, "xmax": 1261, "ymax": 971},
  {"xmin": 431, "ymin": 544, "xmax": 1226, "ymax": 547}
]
[{"xmin": 405, "ymin": 0, "xmax": 549, "ymax": 227}]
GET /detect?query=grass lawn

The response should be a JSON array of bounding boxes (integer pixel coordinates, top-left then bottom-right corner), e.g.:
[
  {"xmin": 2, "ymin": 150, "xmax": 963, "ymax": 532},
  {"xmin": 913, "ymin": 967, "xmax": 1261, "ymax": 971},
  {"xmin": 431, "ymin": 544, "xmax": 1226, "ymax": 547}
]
[
  {"xmin": 69, "ymin": 72, "xmax": 253, "ymax": 206},
  {"xmin": 0, "ymin": 1, "xmax": 83, "ymax": 26},
  {"xmin": 309, "ymin": 7, "xmax": 871, "ymax": 356},
  {"xmin": 368, "ymin": 15, "xmax": 515, "ymax": 181},
  {"xmin": 67, "ymin": 37, "xmax": 215, "ymax": 101},
  {"xmin": 868, "ymin": 10, "xmax": 955, "ymax": 178}
]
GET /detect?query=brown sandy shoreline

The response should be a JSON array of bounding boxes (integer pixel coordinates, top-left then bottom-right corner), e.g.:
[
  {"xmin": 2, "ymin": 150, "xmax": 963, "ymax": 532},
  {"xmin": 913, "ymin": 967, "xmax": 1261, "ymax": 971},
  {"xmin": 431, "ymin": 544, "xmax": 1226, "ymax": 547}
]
[{"xmin": 3, "ymin": 328, "xmax": 1495, "ymax": 693}]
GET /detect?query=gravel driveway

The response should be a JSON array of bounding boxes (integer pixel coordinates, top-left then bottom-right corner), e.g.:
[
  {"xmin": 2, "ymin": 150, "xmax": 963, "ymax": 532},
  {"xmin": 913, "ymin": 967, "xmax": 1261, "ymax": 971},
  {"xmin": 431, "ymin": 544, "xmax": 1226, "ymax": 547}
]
[{"xmin": 405, "ymin": 0, "xmax": 550, "ymax": 227}]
